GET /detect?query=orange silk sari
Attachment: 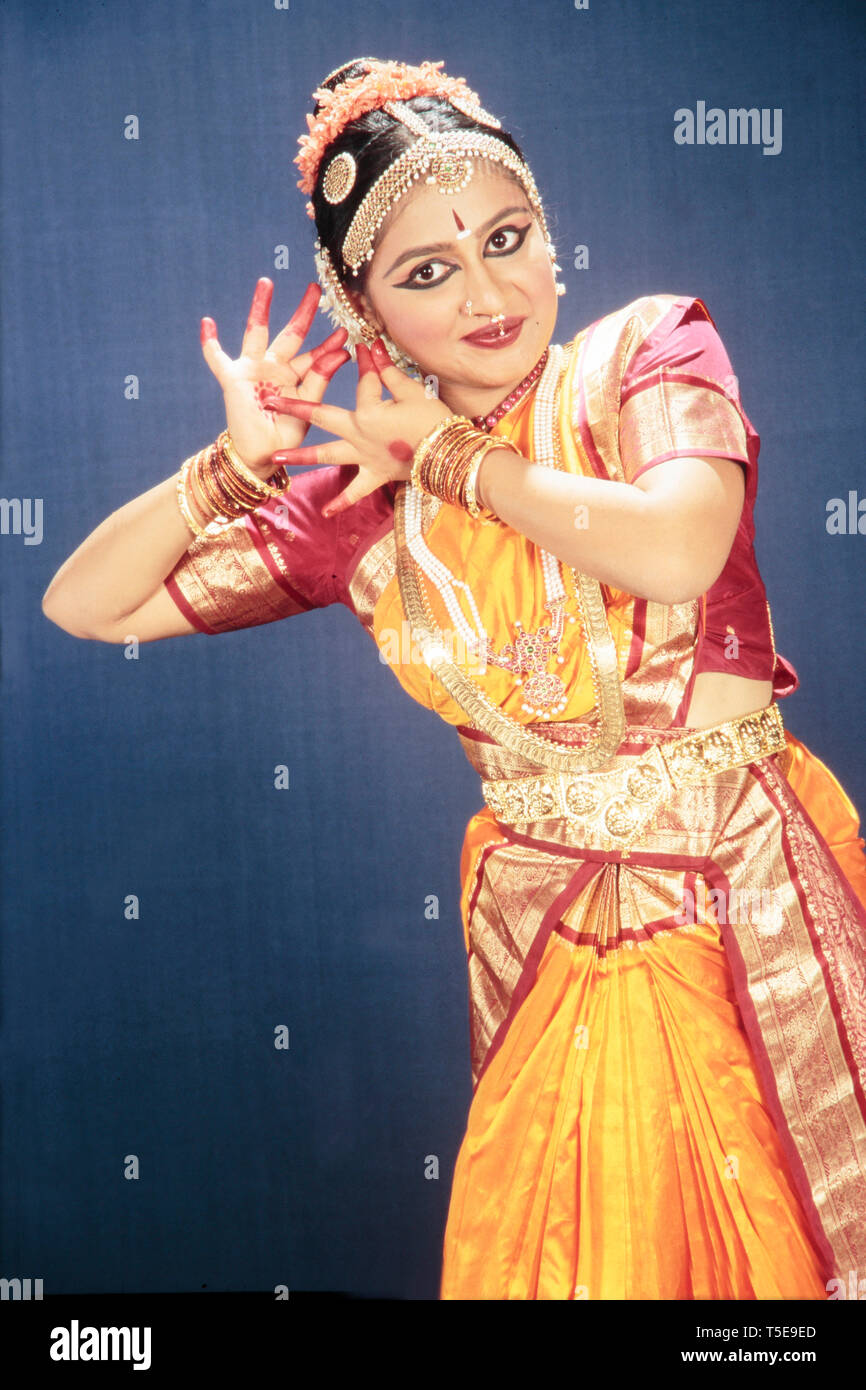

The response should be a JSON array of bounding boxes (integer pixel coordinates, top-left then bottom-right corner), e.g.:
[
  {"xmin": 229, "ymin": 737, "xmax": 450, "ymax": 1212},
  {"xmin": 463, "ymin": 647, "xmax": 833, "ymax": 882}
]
[{"xmin": 362, "ymin": 297, "xmax": 866, "ymax": 1299}]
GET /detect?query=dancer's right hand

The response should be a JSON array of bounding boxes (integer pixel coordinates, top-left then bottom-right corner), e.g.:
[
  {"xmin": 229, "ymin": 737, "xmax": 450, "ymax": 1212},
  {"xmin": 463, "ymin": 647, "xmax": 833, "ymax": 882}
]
[{"xmin": 200, "ymin": 278, "xmax": 351, "ymax": 481}]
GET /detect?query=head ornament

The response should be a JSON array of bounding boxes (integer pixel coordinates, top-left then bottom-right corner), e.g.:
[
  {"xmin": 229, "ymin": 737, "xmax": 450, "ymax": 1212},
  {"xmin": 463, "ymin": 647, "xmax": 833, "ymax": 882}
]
[{"xmin": 295, "ymin": 59, "xmax": 564, "ymax": 366}]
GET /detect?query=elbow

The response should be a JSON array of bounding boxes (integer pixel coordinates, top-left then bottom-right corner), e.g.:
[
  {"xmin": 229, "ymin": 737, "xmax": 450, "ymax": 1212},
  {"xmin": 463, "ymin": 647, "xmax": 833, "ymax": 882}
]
[
  {"xmin": 640, "ymin": 559, "xmax": 718, "ymax": 607},
  {"xmin": 41, "ymin": 589, "xmax": 101, "ymax": 640},
  {"xmin": 642, "ymin": 528, "xmax": 730, "ymax": 606}
]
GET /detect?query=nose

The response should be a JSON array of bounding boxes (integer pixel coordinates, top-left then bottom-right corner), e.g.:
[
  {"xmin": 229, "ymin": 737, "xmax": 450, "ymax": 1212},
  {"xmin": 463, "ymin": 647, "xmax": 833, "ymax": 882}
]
[{"xmin": 461, "ymin": 254, "xmax": 509, "ymax": 318}]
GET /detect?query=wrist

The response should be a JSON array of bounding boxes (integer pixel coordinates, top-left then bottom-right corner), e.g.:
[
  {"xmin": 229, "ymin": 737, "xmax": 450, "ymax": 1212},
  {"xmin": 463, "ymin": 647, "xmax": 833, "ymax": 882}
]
[{"xmin": 475, "ymin": 452, "xmax": 492, "ymax": 512}]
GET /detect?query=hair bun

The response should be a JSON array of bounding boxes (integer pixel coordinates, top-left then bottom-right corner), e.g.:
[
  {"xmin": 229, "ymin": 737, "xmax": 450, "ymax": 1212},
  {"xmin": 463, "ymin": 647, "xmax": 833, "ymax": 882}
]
[{"xmin": 315, "ymin": 57, "xmax": 380, "ymax": 102}]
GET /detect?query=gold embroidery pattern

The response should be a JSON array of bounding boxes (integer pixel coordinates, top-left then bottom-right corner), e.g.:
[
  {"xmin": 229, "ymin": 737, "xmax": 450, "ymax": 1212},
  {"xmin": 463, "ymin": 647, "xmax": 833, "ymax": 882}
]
[
  {"xmin": 618, "ymin": 379, "xmax": 748, "ymax": 482},
  {"xmin": 168, "ymin": 511, "xmax": 308, "ymax": 632}
]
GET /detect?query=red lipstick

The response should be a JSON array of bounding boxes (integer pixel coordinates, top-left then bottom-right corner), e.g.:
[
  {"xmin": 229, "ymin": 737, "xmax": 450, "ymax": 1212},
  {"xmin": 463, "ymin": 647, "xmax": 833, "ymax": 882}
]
[{"xmin": 460, "ymin": 316, "xmax": 525, "ymax": 349}]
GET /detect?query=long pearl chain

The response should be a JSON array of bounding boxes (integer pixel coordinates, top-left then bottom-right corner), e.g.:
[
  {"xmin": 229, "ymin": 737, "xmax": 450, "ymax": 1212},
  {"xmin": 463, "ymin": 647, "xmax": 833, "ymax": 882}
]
[{"xmin": 405, "ymin": 344, "xmax": 578, "ymax": 718}]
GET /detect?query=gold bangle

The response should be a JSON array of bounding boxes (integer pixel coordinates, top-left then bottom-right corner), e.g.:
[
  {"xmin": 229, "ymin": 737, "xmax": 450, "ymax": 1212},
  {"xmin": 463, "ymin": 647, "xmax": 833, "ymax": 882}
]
[
  {"xmin": 195, "ymin": 446, "xmax": 238, "ymax": 523},
  {"xmin": 463, "ymin": 437, "xmax": 520, "ymax": 518},
  {"xmin": 177, "ymin": 458, "xmax": 206, "ymax": 537},
  {"xmin": 219, "ymin": 430, "xmax": 290, "ymax": 497},
  {"xmin": 420, "ymin": 423, "xmax": 478, "ymax": 503},
  {"xmin": 185, "ymin": 457, "xmax": 225, "ymax": 530},
  {"xmin": 411, "ymin": 416, "xmax": 470, "ymax": 494},
  {"xmin": 208, "ymin": 441, "xmax": 263, "ymax": 511},
  {"xmin": 422, "ymin": 424, "xmax": 484, "ymax": 505},
  {"xmin": 462, "ymin": 443, "xmax": 492, "ymax": 519}
]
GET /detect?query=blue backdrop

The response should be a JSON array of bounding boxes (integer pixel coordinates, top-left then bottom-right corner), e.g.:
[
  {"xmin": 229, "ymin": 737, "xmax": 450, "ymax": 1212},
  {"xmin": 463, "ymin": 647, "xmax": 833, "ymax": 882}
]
[{"xmin": 2, "ymin": 0, "xmax": 864, "ymax": 1298}]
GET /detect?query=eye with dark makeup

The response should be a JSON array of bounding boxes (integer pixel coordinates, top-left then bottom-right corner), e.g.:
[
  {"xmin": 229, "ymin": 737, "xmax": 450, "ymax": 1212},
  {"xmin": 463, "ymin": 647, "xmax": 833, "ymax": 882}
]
[{"xmin": 394, "ymin": 220, "xmax": 534, "ymax": 290}]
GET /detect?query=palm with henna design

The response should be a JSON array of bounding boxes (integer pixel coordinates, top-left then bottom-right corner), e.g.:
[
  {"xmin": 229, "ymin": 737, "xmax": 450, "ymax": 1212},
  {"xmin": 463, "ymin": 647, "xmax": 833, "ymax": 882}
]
[
  {"xmin": 263, "ymin": 339, "xmax": 454, "ymax": 518},
  {"xmin": 199, "ymin": 278, "xmax": 351, "ymax": 481}
]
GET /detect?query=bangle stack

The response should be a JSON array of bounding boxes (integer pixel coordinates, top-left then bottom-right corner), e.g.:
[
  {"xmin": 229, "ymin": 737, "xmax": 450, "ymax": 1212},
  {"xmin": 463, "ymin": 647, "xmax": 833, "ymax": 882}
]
[
  {"xmin": 175, "ymin": 430, "xmax": 290, "ymax": 538},
  {"xmin": 410, "ymin": 416, "xmax": 520, "ymax": 520}
]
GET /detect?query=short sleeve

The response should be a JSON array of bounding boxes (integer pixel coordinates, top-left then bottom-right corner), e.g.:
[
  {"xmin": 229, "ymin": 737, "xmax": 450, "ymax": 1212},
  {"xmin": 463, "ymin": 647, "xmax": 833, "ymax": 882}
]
[
  {"xmin": 618, "ymin": 298, "xmax": 752, "ymax": 485},
  {"xmin": 164, "ymin": 464, "xmax": 344, "ymax": 634}
]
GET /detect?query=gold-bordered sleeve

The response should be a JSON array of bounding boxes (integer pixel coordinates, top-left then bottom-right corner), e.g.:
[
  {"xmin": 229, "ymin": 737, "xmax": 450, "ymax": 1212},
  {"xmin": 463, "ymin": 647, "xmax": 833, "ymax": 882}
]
[
  {"xmin": 163, "ymin": 470, "xmax": 342, "ymax": 634},
  {"xmin": 617, "ymin": 297, "xmax": 751, "ymax": 484}
]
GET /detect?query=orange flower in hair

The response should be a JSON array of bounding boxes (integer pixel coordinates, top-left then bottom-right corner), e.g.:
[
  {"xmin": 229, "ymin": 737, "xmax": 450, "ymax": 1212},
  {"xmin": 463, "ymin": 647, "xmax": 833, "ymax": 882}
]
[{"xmin": 294, "ymin": 59, "xmax": 486, "ymax": 196}]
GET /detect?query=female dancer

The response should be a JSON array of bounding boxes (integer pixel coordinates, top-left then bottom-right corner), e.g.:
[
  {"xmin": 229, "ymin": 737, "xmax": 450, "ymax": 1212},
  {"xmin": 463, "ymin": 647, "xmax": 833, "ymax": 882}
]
[{"xmin": 43, "ymin": 57, "xmax": 866, "ymax": 1300}]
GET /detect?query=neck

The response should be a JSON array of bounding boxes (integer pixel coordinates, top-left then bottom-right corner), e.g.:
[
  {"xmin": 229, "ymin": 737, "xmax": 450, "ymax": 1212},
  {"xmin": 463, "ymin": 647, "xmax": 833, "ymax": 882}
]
[{"xmin": 437, "ymin": 349, "xmax": 550, "ymax": 423}]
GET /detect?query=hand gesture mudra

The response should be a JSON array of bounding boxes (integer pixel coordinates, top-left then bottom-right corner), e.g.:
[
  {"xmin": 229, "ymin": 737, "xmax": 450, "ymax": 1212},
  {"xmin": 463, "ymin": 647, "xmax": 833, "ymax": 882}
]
[
  {"xmin": 199, "ymin": 277, "xmax": 351, "ymax": 481},
  {"xmin": 261, "ymin": 336, "xmax": 454, "ymax": 519}
]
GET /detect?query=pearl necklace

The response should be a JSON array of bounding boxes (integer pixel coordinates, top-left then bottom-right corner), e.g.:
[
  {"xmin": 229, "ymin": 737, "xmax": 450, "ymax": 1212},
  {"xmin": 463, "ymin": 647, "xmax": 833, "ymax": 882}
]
[{"xmin": 405, "ymin": 343, "xmax": 578, "ymax": 718}]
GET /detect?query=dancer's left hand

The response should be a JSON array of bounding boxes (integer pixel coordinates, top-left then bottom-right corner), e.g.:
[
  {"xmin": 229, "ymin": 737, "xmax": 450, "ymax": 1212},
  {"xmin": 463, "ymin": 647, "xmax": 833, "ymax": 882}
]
[{"xmin": 264, "ymin": 338, "xmax": 453, "ymax": 517}]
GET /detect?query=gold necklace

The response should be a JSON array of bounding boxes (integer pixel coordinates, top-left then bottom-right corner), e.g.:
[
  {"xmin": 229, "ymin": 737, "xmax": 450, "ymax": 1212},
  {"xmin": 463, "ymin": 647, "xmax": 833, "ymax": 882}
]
[{"xmin": 394, "ymin": 341, "xmax": 626, "ymax": 773}]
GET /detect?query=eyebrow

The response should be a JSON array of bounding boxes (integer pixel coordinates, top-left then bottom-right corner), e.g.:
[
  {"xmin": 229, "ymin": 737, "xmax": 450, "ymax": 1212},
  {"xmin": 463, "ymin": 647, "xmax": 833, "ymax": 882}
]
[{"xmin": 383, "ymin": 204, "xmax": 533, "ymax": 278}]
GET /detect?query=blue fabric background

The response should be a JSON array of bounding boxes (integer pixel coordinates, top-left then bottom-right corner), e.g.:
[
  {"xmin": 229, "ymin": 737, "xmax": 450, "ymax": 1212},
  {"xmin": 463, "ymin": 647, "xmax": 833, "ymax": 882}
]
[{"xmin": 2, "ymin": 0, "xmax": 863, "ymax": 1297}]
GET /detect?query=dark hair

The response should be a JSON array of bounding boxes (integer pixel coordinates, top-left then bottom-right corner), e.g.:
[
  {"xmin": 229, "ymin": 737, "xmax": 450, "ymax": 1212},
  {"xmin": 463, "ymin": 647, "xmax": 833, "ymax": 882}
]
[{"xmin": 310, "ymin": 59, "xmax": 528, "ymax": 290}]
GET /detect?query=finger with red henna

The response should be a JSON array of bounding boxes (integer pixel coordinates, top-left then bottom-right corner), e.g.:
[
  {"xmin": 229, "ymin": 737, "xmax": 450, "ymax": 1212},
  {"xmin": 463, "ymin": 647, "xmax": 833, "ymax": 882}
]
[
  {"xmin": 246, "ymin": 279, "xmax": 273, "ymax": 332},
  {"xmin": 369, "ymin": 337, "xmax": 393, "ymax": 370},
  {"xmin": 286, "ymin": 282, "xmax": 321, "ymax": 336},
  {"xmin": 269, "ymin": 282, "xmax": 322, "ymax": 361},
  {"xmin": 307, "ymin": 348, "xmax": 351, "ymax": 381},
  {"xmin": 311, "ymin": 327, "xmax": 349, "ymax": 361},
  {"xmin": 261, "ymin": 391, "xmax": 354, "ymax": 441},
  {"xmin": 262, "ymin": 397, "xmax": 317, "ymax": 422},
  {"xmin": 281, "ymin": 327, "xmax": 349, "ymax": 383},
  {"xmin": 269, "ymin": 442, "xmax": 359, "ymax": 468},
  {"xmin": 240, "ymin": 278, "xmax": 274, "ymax": 358},
  {"xmin": 259, "ymin": 351, "xmax": 349, "ymax": 417},
  {"xmin": 369, "ymin": 336, "xmax": 414, "ymax": 400},
  {"xmin": 257, "ymin": 350, "xmax": 350, "ymax": 419},
  {"xmin": 356, "ymin": 342, "xmax": 384, "ymax": 407},
  {"xmin": 200, "ymin": 316, "xmax": 233, "ymax": 386},
  {"xmin": 356, "ymin": 343, "xmax": 379, "ymax": 376}
]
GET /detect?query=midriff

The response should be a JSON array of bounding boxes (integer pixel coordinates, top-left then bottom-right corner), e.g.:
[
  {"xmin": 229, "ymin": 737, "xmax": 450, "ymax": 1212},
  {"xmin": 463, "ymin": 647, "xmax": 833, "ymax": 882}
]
[{"xmin": 682, "ymin": 671, "xmax": 775, "ymax": 730}]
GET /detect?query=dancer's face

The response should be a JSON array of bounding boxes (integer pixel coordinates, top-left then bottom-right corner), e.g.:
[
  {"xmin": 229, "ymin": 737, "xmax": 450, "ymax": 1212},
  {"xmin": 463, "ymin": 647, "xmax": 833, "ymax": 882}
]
[{"xmin": 349, "ymin": 163, "xmax": 558, "ymax": 410}]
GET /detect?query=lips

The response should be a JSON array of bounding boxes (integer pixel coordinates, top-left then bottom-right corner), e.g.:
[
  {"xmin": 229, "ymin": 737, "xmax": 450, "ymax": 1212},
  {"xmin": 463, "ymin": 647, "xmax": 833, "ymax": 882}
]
[{"xmin": 461, "ymin": 315, "xmax": 525, "ymax": 345}]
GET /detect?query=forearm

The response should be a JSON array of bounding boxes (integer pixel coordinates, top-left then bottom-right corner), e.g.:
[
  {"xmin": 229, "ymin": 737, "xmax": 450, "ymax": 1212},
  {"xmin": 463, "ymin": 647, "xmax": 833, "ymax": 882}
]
[
  {"xmin": 477, "ymin": 448, "xmax": 694, "ymax": 604},
  {"xmin": 42, "ymin": 469, "xmax": 208, "ymax": 630}
]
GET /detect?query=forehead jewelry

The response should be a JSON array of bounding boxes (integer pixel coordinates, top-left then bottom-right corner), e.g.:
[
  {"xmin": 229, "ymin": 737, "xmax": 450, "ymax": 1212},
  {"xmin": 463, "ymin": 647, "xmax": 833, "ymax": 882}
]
[{"xmin": 335, "ymin": 99, "xmax": 554, "ymax": 277}]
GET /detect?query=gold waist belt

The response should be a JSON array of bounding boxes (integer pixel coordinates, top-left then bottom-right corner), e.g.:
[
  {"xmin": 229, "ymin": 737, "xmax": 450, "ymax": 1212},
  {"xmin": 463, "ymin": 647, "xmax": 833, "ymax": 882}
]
[{"xmin": 480, "ymin": 702, "xmax": 787, "ymax": 853}]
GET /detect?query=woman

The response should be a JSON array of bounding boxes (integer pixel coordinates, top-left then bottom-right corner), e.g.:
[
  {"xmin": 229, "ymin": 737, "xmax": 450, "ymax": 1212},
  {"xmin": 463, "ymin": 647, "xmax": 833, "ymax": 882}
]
[{"xmin": 42, "ymin": 57, "xmax": 866, "ymax": 1300}]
